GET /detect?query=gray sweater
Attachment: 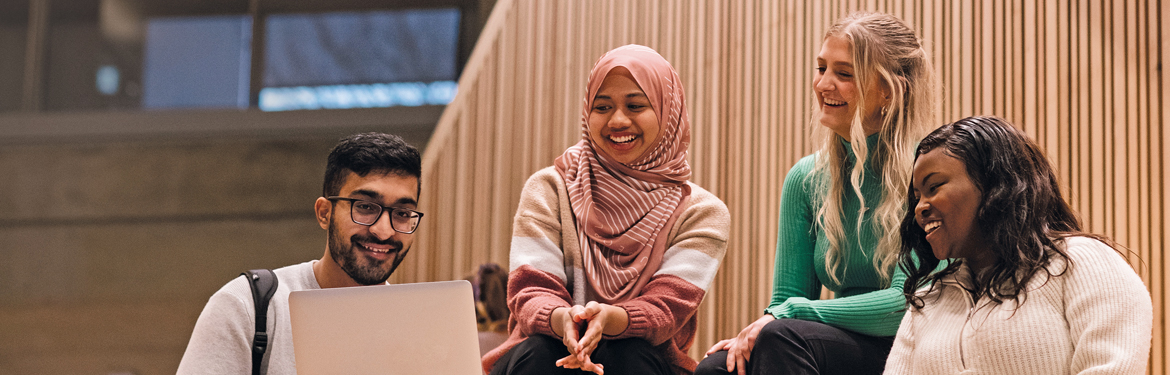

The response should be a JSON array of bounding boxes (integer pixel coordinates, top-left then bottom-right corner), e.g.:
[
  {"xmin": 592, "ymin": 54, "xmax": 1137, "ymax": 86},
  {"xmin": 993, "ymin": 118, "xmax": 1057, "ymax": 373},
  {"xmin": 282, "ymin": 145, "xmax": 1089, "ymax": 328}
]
[{"xmin": 178, "ymin": 261, "xmax": 320, "ymax": 374}]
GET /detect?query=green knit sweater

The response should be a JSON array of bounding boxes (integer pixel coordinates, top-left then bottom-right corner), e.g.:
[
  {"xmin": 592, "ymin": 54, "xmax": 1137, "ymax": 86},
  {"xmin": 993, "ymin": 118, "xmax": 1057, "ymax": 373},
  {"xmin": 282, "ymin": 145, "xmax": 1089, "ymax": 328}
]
[{"xmin": 765, "ymin": 133, "xmax": 907, "ymax": 337}]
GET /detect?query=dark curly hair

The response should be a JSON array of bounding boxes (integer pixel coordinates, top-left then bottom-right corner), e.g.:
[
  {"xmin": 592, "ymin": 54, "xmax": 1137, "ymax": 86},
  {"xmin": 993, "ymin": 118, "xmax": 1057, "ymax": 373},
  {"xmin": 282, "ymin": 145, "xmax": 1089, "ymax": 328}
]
[
  {"xmin": 322, "ymin": 132, "xmax": 422, "ymax": 197},
  {"xmin": 898, "ymin": 116, "xmax": 1114, "ymax": 309}
]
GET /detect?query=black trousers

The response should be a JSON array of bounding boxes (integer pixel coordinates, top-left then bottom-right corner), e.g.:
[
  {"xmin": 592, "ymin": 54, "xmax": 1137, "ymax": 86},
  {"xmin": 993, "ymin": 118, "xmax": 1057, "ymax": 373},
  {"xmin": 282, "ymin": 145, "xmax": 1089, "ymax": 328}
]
[
  {"xmin": 694, "ymin": 319, "xmax": 893, "ymax": 375},
  {"xmin": 489, "ymin": 334, "xmax": 673, "ymax": 375}
]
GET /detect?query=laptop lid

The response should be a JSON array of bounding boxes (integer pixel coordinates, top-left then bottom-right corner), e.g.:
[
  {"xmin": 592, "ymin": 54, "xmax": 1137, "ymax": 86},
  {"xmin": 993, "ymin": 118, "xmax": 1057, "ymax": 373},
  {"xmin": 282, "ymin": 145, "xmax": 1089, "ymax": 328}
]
[{"xmin": 289, "ymin": 280, "xmax": 483, "ymax": 374}]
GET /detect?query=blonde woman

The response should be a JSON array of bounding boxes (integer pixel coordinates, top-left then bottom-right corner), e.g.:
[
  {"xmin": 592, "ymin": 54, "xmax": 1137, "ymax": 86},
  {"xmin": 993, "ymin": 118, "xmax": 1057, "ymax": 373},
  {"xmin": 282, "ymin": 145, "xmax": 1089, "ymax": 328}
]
[{"xmin": 697, "ymin": 12, "xmax": 938, "ymax": 375}]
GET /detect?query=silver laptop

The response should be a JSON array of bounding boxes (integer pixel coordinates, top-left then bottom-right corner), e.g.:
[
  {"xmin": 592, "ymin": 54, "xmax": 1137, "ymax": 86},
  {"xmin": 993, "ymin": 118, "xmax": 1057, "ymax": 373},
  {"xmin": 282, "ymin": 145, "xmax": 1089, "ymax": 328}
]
[{"xmin": 289, "ymin": 280, "xmax": 483, "ymax": 374}]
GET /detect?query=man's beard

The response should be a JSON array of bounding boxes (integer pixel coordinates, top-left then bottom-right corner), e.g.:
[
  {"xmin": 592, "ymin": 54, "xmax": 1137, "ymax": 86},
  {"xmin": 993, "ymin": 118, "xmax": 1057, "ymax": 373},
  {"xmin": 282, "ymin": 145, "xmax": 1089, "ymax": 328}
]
[{"xmin": 327, "ymin": 220, "xmax": 406, "ymax": 285}]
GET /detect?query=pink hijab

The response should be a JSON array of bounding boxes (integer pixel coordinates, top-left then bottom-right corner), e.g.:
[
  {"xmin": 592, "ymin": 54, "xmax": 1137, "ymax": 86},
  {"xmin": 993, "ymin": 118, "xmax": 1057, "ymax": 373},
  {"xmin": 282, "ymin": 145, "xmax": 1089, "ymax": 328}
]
[{"xmin": 554, "ymin": 45, "xmax": 692, "ymax": 304}]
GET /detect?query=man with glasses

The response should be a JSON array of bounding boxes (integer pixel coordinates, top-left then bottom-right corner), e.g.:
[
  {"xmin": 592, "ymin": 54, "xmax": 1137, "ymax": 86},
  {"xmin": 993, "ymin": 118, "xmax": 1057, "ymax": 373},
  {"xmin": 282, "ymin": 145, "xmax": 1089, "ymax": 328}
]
[{"xmin": 178, "ymin": 132, "xmax": 423, "ymax": 374}]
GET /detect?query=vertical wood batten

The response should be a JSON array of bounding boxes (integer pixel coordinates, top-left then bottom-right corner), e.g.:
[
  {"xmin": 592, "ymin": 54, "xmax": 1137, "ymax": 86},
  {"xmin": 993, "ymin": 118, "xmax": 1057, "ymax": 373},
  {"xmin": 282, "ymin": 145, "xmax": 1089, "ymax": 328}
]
[
  {"xmin": 1056, "ymin": 0, "xmax": 1071, "ymax": 198},
  {"xmin": 489, "ymin": 9, "xmax": 512, "ymax": 266},
  {"xmin": 1148, "ymin": 84, "xmax": 1162, "ymax": 370},
  {"xmin": 1103, "ymin": 0, "xmax": 1116, "ymax": 242},
  {"xmin": 1075, "ymin": 0, "xmax": 1089, "ymax": 229},
  {"xmin": 1125, "ymin": 0, "xmax": 1140, "ymax": 286},
  {"xmin": 981, "ymin": 0, "xmax": 994, "ymax": 114},
  {"xmin": 1150, "ymin": 1, "xmax": 1165, "ymax": 372},
  {"xmin": 413, "ymin": 0, "xmax": 1165, "ymax": 369},
  {"xmin": 1043, "ymin": 0, "xmax": 1060, "ymax": 192},
  {"xmin": 1112, "ymin": 0, "xmax": 1127, "ymax": 258}
]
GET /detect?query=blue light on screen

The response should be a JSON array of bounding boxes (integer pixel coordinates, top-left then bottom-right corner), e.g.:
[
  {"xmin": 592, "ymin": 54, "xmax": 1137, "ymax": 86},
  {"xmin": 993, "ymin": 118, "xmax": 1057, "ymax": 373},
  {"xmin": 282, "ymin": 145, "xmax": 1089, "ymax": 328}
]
[{"xmin": 258, "ymin": 80, "xmax": 457, "ymax": 111}]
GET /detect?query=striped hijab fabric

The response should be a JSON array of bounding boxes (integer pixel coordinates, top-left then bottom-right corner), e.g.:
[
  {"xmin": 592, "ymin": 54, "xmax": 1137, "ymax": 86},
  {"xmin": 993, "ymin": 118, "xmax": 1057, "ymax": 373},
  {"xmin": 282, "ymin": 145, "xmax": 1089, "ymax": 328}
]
[{"xmin": 554, "ymin": 45, "xmax": 692, "ymax": 303}]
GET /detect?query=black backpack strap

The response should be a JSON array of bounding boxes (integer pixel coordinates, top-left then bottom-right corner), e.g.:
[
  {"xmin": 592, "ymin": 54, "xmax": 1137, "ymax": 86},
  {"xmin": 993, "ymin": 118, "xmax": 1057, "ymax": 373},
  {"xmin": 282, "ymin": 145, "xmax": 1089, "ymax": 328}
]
[{"xmin": 242, "ymin": 269, "xmax": 279, "ymax": 375}]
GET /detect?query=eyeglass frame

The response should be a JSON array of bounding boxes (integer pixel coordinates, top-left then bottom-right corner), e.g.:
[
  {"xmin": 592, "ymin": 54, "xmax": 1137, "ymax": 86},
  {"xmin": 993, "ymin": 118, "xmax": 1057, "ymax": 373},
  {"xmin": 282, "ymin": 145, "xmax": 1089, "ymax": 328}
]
[{"xmin": 325, "ymin": 196, "xmax": 424, "ymax": 234}]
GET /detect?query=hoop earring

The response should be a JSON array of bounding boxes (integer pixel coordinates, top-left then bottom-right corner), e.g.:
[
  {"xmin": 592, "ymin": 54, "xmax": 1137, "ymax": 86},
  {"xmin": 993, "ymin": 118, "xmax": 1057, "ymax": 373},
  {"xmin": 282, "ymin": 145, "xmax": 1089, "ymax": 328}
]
[{"xmin": 880, "ymin": 106, "xmax": 888, "ymax": 117}]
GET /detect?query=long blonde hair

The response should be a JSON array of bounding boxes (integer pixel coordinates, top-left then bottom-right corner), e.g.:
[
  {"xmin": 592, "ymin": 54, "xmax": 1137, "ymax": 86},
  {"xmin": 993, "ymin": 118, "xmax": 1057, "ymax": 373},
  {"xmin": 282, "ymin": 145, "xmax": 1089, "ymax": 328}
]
[{"xmin": 810, "ymin": 12, "xmax": 939, "ymax": 285}]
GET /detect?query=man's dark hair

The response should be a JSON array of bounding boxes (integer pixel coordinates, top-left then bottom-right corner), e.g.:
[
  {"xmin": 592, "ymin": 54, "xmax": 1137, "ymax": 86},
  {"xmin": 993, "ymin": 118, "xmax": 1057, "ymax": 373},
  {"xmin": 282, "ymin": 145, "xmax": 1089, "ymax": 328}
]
[
  {"xmin": 898, "ymin": 116, "xmax": 1119, "ymax": 310},
  {"xmin": 322, "ymin": 132, "xmax": 422, "ymax": 197}
]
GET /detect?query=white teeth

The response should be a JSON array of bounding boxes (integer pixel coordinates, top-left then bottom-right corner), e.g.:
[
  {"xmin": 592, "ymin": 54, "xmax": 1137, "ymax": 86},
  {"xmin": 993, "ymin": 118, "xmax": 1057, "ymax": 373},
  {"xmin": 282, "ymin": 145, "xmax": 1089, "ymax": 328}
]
[
  {"xmin": 824, "ymin": 98, "xmax": 845, "ymax": 106},
  {"xmin": 361, "ymin": 243, "xmax": 389, "ymax": 253},
  {"xmin": 923, "ymin": 221, "xmax": 941, "ymax": 233},
  {"xmin": 609, "ymin": 134, "xmax": 636, "ymax": 143}
]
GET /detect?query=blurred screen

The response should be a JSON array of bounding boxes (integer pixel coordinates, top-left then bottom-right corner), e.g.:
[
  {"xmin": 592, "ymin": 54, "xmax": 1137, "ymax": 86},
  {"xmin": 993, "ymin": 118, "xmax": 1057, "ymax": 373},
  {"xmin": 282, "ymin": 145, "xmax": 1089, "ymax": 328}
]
[
  {"xmin": 140, "ymin": 8, "xmax": 459, "ymax": 111},
  {"xmin": 259, "ymin": 8, "xmax": 460, "ymax": 111}
]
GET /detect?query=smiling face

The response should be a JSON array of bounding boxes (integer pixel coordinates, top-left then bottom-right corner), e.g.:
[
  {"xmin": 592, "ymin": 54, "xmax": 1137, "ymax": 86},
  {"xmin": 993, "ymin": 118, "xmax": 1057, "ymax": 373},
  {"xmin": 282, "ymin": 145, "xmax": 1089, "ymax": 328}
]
[
  {"xmin": 587, "ymin": 67, "xmax": 661, "ymax": 164},
  {"xmin": 814, "ymin": 36, "xmax": 888, "ymax": 139},
  {"xmin": 911, "ymin": 148, "xmax": 994, "ymax": 270},
  {"xmin": 316, "ymin": 170, "xmax": 418, "ymax": 286}
]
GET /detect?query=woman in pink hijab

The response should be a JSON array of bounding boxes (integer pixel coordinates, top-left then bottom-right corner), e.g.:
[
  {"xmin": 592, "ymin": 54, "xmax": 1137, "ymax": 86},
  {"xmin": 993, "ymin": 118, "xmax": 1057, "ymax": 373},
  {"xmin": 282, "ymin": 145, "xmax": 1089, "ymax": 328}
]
[{"xmin": 482, "ymin": 45, "xmax": 730, "ymax": 375}]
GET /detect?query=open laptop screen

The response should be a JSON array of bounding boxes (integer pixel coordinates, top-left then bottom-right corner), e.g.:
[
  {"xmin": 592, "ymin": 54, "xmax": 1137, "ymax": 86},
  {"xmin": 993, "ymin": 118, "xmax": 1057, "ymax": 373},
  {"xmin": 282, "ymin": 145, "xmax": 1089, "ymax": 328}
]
[{"xmin": 289, "ymin": 280, "xmax": 483, "ymax": 374}]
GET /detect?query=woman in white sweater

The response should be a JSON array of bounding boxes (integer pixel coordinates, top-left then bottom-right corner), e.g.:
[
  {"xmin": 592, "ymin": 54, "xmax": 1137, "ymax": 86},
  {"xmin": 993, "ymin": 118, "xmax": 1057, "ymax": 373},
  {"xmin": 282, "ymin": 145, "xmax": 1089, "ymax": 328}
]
[{"xmin": 885, "ymin": 116, "xmax": 1152, "ymax": 374}]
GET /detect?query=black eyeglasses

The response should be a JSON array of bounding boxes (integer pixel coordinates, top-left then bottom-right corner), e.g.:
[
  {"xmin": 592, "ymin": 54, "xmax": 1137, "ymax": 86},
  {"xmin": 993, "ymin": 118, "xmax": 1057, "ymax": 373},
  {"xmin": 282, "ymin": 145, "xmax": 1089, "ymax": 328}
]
[{"xmin": 326, "ymin": 196, "xmax": 424, "ymax": 234}]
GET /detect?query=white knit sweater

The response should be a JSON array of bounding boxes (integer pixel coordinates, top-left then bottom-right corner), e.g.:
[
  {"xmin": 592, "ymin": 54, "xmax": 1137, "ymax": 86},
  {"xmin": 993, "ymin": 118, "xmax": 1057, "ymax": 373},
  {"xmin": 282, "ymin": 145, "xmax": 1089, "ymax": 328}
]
[{"xmin": 884, "ymin": 236, "xmax": 1152, "ymax": 375}]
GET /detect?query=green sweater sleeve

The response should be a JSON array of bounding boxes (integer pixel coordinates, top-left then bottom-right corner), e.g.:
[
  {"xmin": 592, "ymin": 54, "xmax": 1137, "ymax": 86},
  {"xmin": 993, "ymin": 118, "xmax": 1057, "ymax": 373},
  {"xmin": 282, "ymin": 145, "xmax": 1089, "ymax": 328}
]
[
  {"xmin": 764, "ymin": 156, "xmax": 907, "ymax": 337},
  {"xmin": 767, "ymin": 263, "xmax": 908, "ymax": 337}
]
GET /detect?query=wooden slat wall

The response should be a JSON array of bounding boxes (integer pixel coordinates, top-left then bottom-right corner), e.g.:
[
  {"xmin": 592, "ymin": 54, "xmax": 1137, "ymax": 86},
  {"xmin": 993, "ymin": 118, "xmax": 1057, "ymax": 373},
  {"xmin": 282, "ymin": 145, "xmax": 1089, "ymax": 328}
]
[{"xmin": 391, "ymin": 0, "xmax": 1168, "ymax": 370}]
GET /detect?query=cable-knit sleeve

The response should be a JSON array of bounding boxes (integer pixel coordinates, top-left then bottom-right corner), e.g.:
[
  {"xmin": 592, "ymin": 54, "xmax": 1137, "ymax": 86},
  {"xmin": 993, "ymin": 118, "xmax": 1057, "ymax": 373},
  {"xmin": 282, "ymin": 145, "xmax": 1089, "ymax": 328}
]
[
  {"xmin": 507, "ymin": 170, "xmax": 574, "ymax": 339},
  {"xmin": 1062, "ymin": 237, "xmax": 1152, "ymax": 374}
]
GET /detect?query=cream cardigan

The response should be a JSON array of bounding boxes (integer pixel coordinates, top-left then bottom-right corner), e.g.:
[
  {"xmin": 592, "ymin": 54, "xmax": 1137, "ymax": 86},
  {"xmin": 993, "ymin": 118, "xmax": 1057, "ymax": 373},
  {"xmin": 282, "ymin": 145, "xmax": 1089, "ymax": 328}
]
[{"xmin": 884, "ymin": 236, "xmax": 1152, "ymax": 374}]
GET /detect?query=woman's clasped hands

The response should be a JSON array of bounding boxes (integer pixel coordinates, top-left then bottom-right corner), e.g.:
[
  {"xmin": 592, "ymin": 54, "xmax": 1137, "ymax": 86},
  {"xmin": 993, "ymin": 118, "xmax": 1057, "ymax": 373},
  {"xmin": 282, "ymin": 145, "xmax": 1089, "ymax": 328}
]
[{"xmin": 553, "ymin": 301, "xmax": 628, "ymax": 375}]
